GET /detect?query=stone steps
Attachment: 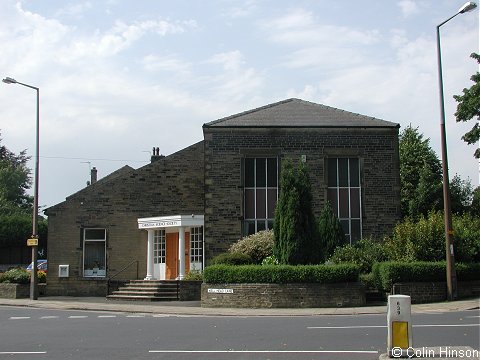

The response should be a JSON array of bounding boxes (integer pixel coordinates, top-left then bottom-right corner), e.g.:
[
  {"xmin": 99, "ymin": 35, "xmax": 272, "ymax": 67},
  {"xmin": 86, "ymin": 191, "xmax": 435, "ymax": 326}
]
[{"xmin": 107, "ymin": 280, "xmax": 179, "ymax": 301}]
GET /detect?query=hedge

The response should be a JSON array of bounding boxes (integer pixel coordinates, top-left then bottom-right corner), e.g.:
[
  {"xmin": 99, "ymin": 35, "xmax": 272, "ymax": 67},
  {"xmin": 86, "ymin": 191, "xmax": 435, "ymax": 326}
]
[
  {"xmin": 372, "ymin": 261, "xmax": 480, "ymax": 292},
  {"xmin": 203, "ymin": 264, "xmax": 360, "ymax": 284}
]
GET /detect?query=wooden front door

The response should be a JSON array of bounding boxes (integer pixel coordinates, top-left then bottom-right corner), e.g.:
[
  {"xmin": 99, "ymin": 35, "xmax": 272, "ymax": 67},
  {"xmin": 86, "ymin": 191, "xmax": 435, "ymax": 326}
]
[{"xmin": 165, "ymin": 232, "xmax": 190, "ymax": 280}]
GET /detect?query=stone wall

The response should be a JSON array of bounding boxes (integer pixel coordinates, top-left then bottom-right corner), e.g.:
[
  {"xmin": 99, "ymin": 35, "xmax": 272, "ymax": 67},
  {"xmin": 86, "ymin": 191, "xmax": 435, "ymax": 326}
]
[
  {"xmin": 45, "ymin": 142, "xmax": 204, "ymax": 296},
  {"xmin": 392, "ymin": 281, "xmax": 480, "ymax": 304},
  {"xmin": 201, "ymin": 282, "xmax": 366, "ymax": 308},
  {"xmin": 203, "ymin": 127, "xmax": 401, "ymax": 263},
  {"xmin": 0, "ymin": 283, "xmax": 30, "ymax": 299},
  {"xmin": 178, "ymin": 281, "xmax": 202, "ymax": 301}
]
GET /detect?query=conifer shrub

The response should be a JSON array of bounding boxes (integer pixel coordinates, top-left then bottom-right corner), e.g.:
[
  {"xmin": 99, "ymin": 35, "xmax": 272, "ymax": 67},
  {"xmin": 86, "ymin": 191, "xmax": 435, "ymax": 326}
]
[
  {"xmin": 273, "ymin": 159, "xmax": 318, "ymax": 265},
  {"xmin": 317, "ymin": 201, "xmax": 347, "ymax": 262}
]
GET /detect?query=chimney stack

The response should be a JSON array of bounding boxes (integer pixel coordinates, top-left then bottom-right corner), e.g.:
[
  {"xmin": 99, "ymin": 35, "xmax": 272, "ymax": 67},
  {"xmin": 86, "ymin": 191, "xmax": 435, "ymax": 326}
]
[
  {"xmin": 90, "ymin": 167, "xmax": 98, "ymax": 184},
  {"xmin": 150, "ymin": 147, "xmax": 165, "ymax": 163}
]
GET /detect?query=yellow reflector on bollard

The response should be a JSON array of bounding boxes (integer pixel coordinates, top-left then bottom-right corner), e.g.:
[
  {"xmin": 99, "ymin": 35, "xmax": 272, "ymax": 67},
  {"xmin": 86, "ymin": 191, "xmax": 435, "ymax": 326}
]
[{"xmin": 392, "ymin": 321, "xmax": 409, "ymax": 348}]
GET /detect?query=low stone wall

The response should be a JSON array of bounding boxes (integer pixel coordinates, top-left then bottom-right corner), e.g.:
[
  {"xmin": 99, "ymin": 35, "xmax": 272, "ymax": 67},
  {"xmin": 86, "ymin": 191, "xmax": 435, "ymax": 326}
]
[
  {"xmin": 46, "ymin": 278, "xmax": 107, "ymax": 297},
  {"xmin": 179, "ymin": 281, "xmax": 202, "ymax": 301},
  {"xmin": 0, "ymin": 283, "xmax": 30, "ymax": 299},
  {"xmin": 202, "ymin": 282, "xmax": 366, "ymax": 308},
  {"xmin": 392, "ymin": 280, "xmax": 480, "ymax": 304}
]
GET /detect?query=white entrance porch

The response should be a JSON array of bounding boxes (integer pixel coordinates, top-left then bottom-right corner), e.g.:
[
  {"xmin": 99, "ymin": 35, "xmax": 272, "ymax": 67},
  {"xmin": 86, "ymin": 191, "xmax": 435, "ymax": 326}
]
[{"xmin": 137, "ymin": 215, "xmax": 204, "ymax": 280}]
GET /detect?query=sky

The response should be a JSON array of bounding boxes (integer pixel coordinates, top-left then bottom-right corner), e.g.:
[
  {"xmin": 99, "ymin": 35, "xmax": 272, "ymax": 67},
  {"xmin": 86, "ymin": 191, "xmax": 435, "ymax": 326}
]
[{"xmin": 0, "ymin": 0, "xmax": 479, "ymax": 211}]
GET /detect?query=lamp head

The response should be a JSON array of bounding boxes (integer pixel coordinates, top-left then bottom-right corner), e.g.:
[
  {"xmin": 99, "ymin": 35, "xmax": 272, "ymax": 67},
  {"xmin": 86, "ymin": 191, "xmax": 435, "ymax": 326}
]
[
  {"xmin": 459, "ymin": 1, "xmax": 477, "ymax": 13},
  {"xmin": 2, "ymin": 77, "xmax": 17, "ymax": 84}
]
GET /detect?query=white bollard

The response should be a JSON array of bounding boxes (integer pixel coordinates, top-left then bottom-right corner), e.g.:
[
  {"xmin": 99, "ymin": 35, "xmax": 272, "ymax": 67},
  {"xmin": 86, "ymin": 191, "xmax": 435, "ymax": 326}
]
[{"xmin": 387, "ymin": 295, "xmax": 413, "ymax": 358}]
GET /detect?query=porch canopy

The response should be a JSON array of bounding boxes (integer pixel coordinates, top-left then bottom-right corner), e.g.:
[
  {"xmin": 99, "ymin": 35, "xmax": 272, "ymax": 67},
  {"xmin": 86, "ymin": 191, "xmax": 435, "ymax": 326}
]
[{"xmin": 138, "ymin": 215, "xmax": 204, "ymax": 280}]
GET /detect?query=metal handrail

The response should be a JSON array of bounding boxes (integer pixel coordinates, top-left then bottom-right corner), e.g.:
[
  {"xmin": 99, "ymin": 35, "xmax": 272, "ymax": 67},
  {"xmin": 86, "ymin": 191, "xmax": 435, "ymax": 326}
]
[{"xmin": 106, "ymin": 260, "xmax": 139, "ymax": 296}]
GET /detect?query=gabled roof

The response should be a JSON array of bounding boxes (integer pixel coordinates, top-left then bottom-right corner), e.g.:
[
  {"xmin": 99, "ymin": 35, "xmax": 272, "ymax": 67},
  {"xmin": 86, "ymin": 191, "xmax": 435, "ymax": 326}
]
[
  {"xmin": 44, "ymin": 165, "xmax": 134, "ymax": 213},
  {"xmin": 203, "ymin": 98, "xmax": 399, "ymax": 128}
]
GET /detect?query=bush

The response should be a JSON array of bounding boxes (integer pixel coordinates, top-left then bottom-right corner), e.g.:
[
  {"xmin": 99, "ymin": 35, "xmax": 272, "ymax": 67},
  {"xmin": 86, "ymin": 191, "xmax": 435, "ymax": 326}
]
[
  {"xmin": 453, "ymin": 214, "xmax": 480, "ymax": 262},
  {"xmin": 37, "ymin": 270, "xmax": 46, "ymax": 284},
  {"xmin": 329, "ymin": 238, "xmax": 388, "ymax": 273},
  {"xmin": 371, "ymin": 261, "xmax": 480, "ymax": 292},
  {"xmin": 0, "ymin": 268, "xmax": 30, "ymax": 284},
  {"xmin": 384, "ymin": 212, "xmax": 445, "ymax": 262},
  {"xmin": 210, "ymin": 252, "xmax": 253, "ymax": 266},
  {"xmin": 359, "ymin": 273, "xmax": 375, "ymax": 289},
  {"xmin": 261, "ymin": 255, "xmax": 279, "ymax": 265},
  {"xmin": 456, "ymin": 262, "xmax": 480, "ymax": 281},
  {"xmin": 383, "ymin": 211, "xmax": 480, "ymax": 263},
  {"xmin": 203, "ymin": 264, "xmax": 360, "ymax": 284},
  {"xmin": 229, "ymin": 230, "xmax": 274, "ymax": 264},
  {"xmin": 184, "ymin": 270, "xmax": 203, "ymax": 281}
]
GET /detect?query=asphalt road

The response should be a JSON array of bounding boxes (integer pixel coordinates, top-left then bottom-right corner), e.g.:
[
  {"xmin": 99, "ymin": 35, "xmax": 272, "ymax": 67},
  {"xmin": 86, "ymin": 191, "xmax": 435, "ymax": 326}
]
[{"xmin": 0, "ymin": 306, "xmax": 478, "ymax": 360}]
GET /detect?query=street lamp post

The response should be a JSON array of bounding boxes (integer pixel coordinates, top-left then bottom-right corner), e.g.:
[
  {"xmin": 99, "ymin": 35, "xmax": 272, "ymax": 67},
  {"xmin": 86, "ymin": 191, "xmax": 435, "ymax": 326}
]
[
  {"xmin": 436, "ymin": 1, "xmax": 477, "ymax": 301},
  {"xmin": 2, "ymin": 76, "xmax": 40, "ymax": 300}
]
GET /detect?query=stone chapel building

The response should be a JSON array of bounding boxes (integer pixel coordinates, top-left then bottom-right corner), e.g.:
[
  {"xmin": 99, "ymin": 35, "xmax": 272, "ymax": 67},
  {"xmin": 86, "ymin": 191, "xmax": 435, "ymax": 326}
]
[{"xmin": 45, "ymin": 98, "xmax": 401, "ymax": 296}]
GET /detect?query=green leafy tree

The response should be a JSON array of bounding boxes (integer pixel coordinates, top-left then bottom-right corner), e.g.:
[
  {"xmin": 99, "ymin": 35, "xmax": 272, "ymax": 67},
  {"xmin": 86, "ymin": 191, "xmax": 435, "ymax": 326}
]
[
  {"xmin": 408, "ymin": 163, "xmax": 442, "ymax": 218},
  {"xmin": 273, "ymin": 159, "xmax": 318, "ymax": 265},
  {"xmin": 0, "ymin": 133, "xmax": 32, "ymax": 214},
  {"xmin": 449, "ymin": 174, "xmax": 473, "ymax": 215},
  {"xmin": 454, "ymin": 53, "xmax": 480, "ymax": 158},
  {"xmin": 470, "ymin": 186, "xmax": 480, "ymax": 216},
  {"xmin": 317, "ymin": 201, "xmax": 346, "ymax": 261},
  {"xmin": 399, "ymin": 126, "xmax": 442, "ymax": 218}
]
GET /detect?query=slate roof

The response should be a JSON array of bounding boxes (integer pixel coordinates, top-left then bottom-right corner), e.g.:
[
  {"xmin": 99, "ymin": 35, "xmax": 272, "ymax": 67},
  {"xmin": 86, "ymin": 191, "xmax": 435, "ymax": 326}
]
[{"xmin": 203, "ymin": 98, "xmax": 399, "ymax": 128}]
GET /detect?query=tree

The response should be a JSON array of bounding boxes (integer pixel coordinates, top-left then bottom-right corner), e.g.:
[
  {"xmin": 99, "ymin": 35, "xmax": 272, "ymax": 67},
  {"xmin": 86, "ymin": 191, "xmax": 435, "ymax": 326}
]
[
  {"xmin": 470, "ymin": 186, "xmax": 480, "ymax": 216},
  {"xmin": 408, "ymin": 162, "xmax": 442, "ymax": 218},
  {"xmin": 454, "ymin": 53, "xmax": 480, "ymax": 158},
  {"xmin": 273, "ymin": 159, "xmax": 318, "ymax": 265},
  {"xmin": 399, "ymin": 126, "xmax": 442, "ymax": 218},
  {"xmin": 449, "ymin": 174, "xmax": 473, "ymax": 214},
  {"xmin": 0, "ymin": 132, "xmax": 32, "ymax": 214},
  {"xmin": 317, "ymin": 201, "xmax": 346, "ymax": 262}
]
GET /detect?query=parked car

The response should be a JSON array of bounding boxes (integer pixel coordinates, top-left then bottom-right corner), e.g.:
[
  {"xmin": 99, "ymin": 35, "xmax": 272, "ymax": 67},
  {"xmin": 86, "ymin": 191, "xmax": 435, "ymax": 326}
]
[{"xmin": 26, "ymin": 259, "xmax": 48, "ymax": 273}]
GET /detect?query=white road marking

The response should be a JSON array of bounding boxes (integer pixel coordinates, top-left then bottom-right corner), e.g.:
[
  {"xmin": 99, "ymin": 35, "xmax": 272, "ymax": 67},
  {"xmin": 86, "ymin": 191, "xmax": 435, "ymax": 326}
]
[
  {"xmin": 9, "ymin": 317, "xmax": 31, "ymax": 320},
  {"xmin": 68, "ymin": 315, "xmax": 88, "ymax": 319},
  {"xmin": 0, "ymin": 352, "xmax": 47, "ymax": 354},
  {"xmin": 466, "ymin": 315, "xmax": 480, "ymax": 318},
  {"xmin": 149, "ymin": 350, "xmax": 379, "ymax": 354},
  {"xmin": 308, "ymin": 324, "xmax": 480, "ymax": 329},
  {"xmin": 308, "ymin": 325, "xmax": 385, "ymax": 329},
  {"xmin": 126, "ymin": 315, "xmax": 145, "ymax": 318},
  {"xmin": 97, "ymin": 315, "xmax": 117, "ymax": 318},
  {"xmin": 39, "ymin": 316, "xmax": 59, "ymax": 319},
  {"xmin": 414, "ymin": 324, "xmax": 480, "ymax": 328}
]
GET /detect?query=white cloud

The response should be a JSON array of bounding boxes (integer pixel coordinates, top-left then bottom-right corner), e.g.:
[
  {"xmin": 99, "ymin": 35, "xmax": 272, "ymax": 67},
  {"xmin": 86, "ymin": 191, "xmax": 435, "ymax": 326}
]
[
  {"xmin": 208, "ymin": 50, "xmax": 245, "ymax": 71},
  {"xmin": 54, "ymin": 1, "xmax": 92, "ymax": 18},
  {"xmin": 223, "ymin": 0, "xmax": 257, "ymax": 19},
  {"xmin": 142, "ymin": 54, "xmax": 191, "ymax": 75},
  {"xmin": 397, "ymin": 0, "xmax": 420, "ymax": 18}
]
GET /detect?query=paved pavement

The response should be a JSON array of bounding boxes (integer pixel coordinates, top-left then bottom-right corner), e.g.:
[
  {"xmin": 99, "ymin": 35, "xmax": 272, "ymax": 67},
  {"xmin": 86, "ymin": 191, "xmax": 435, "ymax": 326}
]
[{"xmin": 0, "ymin": 296, "xmax": 478, "ymax": 316}]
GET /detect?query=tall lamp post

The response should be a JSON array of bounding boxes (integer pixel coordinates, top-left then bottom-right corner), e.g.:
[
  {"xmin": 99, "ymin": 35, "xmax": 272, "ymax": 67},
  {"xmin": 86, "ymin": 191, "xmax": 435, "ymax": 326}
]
[
  {"xmin": 436, "ymin": 1, "xmax": 477, "ymax": 301},
  {"xmin": 2, "ymin": 77, "xmax": 40, "ymax": 300}
]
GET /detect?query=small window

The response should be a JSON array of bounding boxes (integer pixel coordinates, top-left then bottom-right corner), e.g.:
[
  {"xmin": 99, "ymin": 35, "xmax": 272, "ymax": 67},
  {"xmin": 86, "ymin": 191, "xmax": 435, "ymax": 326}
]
[
  {"xmin": 83, "ymin": 228, "xmax": 106, "ymax": 277},
  {"xmin": 154, "ymin": 230, "xmax": 166, "ymax": 264},
  {"xmin": 190, "ymin": 227, "xmax": 203, "ymax": 265}
]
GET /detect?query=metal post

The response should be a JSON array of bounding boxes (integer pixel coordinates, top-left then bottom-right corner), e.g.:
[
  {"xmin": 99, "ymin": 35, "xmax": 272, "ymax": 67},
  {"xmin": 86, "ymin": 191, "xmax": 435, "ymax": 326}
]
[
  {"xmin": 436, "ymin": 14, "xmax": 460, "ymax": 302},
  {"xmin": 2, "ymin": 77, "xmax": 40, "ymax": 300},
  {"xmin": 30, "ymin": 86, "xmax": 40, "ymax": 300}
]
